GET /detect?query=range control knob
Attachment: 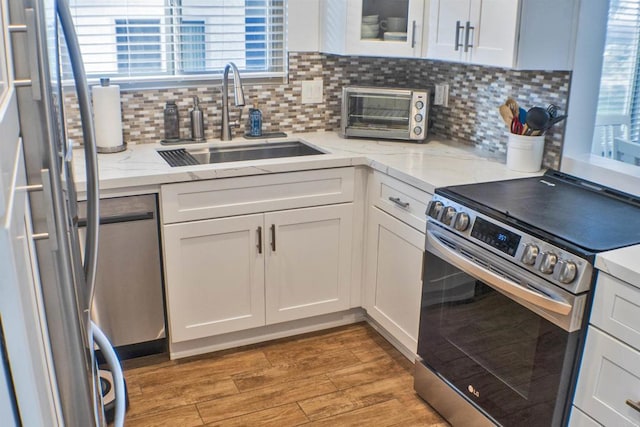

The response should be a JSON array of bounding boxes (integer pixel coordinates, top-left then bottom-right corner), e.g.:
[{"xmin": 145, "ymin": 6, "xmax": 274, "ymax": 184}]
[
  {"xmin": 427, "ymin": 201, "xmax": 444, "ymax": 220},
  {"xmin": 442, "ymin": 206, "xmax": 457, "ymax": 226},
  {"xmin": 554, "ymin": 260, "xmax": 578, "ymax": 284},
  {"xmin": 521, "ymin": 243, "xmax": 539, "ymax": 265},
  {"xmin": 453, "ymin": 212, "xmax": 470, "ymax": 231},
  {"xmin": 538, "ymin": 252, "xmax": 558, "ymax": 274}
]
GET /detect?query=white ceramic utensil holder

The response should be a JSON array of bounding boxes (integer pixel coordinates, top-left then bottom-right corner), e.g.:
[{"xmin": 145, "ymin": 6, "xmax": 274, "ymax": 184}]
[{"xmin": 506, "ymin": 134, "xmax": 545, "ymax": 172}]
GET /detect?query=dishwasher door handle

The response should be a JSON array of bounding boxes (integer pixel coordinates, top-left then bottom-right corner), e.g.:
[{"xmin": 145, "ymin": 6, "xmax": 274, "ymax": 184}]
[{"xmin": 77, "ymin": 211, "xmax": 155, "ymax": 227}]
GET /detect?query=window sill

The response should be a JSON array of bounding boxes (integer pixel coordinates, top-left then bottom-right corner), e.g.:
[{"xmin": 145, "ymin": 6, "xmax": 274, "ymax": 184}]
[{"xmin": 561, "ymin": 153, "xmax": 640, "ymax": 197}]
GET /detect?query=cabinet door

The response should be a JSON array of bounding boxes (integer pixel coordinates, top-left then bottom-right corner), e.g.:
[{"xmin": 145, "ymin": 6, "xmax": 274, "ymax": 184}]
[
  {"xmin": 364, "ymin": 206, "xmax": 424, "ymax": 354},
  {"xmin": 323, "ymin": 0, "xmax": 424, "ymax": 58},
  {"xmin": 265, "ymin": 204, "xmax": 353, "ymax": 324},
  {"xmin": 163, "ymin": 214, "xmax": 265, "ymax": 342},
  {"xmin": 574, "ymin": 327, "xmax": 640, "ymax": 426},
  {"xmin": 427, "ymin": 0, "xmax": 470, "ymax": 62},
  {"xmin": 468, "ymin": 0, "xmax": 519, "ymax": 67}
]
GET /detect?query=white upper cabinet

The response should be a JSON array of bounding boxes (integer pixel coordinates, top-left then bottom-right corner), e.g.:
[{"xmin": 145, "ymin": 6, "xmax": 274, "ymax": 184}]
[
  {"xmin": 321, "ymin": 0, "xmax": 425, "ymax": 58},
  {"xmin": 426, "ymin": 0, "xmax": 579, "ymax": 70}
]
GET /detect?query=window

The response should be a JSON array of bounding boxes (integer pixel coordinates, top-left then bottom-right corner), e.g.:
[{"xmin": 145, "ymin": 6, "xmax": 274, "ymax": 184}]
[
  {"xmin": 592, "ymin": 0, "xmax": 640, "ymax": 156},
  {"xmin": 67, "ymin": 0, "xmax": 286, "ymax": 85}
]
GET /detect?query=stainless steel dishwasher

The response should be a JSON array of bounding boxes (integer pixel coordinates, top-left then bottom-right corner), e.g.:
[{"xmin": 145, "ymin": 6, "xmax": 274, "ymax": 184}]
[{"xmin": 78, "ymin": 194, "xmax": 166, "ymax": 358}]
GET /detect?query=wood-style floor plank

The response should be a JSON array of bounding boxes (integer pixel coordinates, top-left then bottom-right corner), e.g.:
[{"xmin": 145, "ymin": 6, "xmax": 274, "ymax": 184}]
[
  {"xmin": 204, "ymin": 403, "xmax": 309, "ymax": 426},
  {"xmin": 125, "ymin": 405, "xmax": 204, "ymax": 427},
  {"xmin": 121, "ymin": 322, "xmax": 447, "ymax": 426}
]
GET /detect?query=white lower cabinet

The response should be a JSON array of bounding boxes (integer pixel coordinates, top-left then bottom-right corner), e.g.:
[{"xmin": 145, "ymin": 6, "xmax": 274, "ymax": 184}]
[
  {"xmin": 364, "ymin": 205, "xmax": 425, "ymax": 354},
  {"xmin": 573, "ymin": 272, "xmax": 640, "ymax": 426},
  {"xmin": 265, "ymin": 204, "xmax": 353, "ymax": 324},
  {"xmin": 163, "ymin": 203, "xmax": 354, "ymax": 343},
  {"xmin": 163, "ymin": 214, "xmax": 266, "ymax": 342}
]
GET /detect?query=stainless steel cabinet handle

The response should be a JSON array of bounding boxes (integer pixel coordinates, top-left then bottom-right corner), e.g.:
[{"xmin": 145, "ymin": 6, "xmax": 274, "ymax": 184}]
[
  {"xmin": 257, "ymin": 226, "xmax": 263, "ymax": 254},
  {"xmin": 626, "ymin": 399, "xmax": 640, "ymax": 413},
  {"xmin": 464, "ymin": 21, "xmax": 475, "ymax": 53},
  {"xmin": 270, "ymin": 224, "xmax": 276, "ymax": 252},
  {"xmin": 389, "ymin": 196, "xmax": 410, "ymax": 208},
  {"xmin": 411, "ymin": 20, "xmax": 417, "ymax": 48},
  {"xmin": 455, "ymin": 20, "xmax": 464, "ymax": 51}
]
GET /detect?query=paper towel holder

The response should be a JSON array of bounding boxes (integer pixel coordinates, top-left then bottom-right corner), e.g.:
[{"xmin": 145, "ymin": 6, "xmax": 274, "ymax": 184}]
[{"xmin": 95, "ymin": 77, "xmax": 127, "ymax": 154}]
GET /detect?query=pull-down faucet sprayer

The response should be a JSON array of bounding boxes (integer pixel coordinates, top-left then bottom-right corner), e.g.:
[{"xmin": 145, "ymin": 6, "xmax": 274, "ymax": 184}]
[{"xmin": 221, "ymin": 62, "xmax": 245, "ymax": 141}]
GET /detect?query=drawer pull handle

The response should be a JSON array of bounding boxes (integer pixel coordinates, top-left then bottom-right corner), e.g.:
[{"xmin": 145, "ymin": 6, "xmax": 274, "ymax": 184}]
[
  {"xmin": 257, "ymin": 226, "xmax": 263, "ymax": 254},
  {"xmin": 389, "ymin": 196, "xmax": 410, "ymax": 208},
  {"xmin": 270, "ymin": 224, "xmax": 276, "ymax": 252},
  {"xmin": 626, "ymin": 399, "xmax": 640, "ymax": 413}
]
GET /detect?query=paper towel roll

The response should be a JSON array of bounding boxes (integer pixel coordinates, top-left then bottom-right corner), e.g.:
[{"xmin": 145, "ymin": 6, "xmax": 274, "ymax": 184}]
[{"xmin": 92, "ymin": 80, "xmax": 124, "ymax": 151}]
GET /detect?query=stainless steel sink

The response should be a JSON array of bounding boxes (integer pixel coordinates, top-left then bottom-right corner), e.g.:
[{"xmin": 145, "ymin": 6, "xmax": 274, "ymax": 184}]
[{"xmin": 158, "ymin": 140, "xmax": 326, "ymax": 167}]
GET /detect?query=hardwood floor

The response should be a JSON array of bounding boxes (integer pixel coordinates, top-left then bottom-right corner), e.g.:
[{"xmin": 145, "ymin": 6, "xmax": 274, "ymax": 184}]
[{"xmin": 119, "ymin": 322, "xmax": 448, "ymax": 426}]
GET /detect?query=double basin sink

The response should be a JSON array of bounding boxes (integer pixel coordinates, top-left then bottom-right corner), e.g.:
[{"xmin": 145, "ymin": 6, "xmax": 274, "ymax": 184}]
[{"xmin": 157, "ymin": 140, "xmax": 326, "ymax": 167}]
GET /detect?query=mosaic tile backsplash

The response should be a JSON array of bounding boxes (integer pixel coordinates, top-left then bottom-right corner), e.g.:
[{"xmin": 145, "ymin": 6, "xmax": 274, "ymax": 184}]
[{"xmin": 65, "ymin": 52, "xmax": 571, "ymax": 169}]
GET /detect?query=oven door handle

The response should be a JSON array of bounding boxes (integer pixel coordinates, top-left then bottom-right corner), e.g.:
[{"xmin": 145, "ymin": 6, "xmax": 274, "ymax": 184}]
[{"xmin": 427, "ymin": 230, "xmax": 572, "ymax": 316}]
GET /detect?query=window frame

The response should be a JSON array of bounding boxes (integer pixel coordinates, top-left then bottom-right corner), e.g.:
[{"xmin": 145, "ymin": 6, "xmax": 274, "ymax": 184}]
[{"xmin": 64, "ymin": 0, "xmax": 288, "ymax": 90}]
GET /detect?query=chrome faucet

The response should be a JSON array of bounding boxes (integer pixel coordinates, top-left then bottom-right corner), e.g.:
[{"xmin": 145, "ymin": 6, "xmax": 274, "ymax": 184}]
[{"xmin": 221, "ymin": 62, "xmax": 245, "ymax": 140}]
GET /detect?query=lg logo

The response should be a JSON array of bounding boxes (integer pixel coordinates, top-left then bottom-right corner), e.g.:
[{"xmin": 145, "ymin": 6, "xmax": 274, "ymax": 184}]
[{"xmin": 467, "ymin": 385, "xmax": 480, "ymax": 398}]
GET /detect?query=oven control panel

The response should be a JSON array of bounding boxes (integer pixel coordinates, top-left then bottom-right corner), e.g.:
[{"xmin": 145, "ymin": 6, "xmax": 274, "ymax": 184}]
[{"xmin": 426, "ymin": 195, "xmax": 593, "ymax": 294}]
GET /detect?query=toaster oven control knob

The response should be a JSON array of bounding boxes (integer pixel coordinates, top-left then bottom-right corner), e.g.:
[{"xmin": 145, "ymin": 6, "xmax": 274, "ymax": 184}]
[
  {"xmin": 442, "ymin": 206, "xmax": 456, "ymax": 226},
  {"xmin": 427, "ymin": 201, "xmax": 444, "ymax": 220},
  {"xmin": 415, "ymin": 100, "xmax": 424, "ymax": 109},
  {"xmin": 453, "ymin": 212, "xmax": 470, "ymax": 231},
  {"xmin": 538, "ymin": 252, "xmax": 558, "ymax": 274},
  {"xmin": 521, "ymin": 243, "xmax": 539, "ymax": 265},
  {"xmin": 414, "ymin": 126, "xmax": 423, "ymax": 135},
  {"xmin": 555, "ymin": 260, "xmax": 578, "ymax": 284},
  {"xmin": 415, "ymin": 113, "xmax": 424, "ymax": 122}
]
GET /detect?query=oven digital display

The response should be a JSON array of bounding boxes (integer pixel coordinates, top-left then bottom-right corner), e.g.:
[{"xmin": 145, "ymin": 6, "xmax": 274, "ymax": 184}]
[{"xmin": 470, "ymin": 217, "xmax": 521, "ymax": 256}]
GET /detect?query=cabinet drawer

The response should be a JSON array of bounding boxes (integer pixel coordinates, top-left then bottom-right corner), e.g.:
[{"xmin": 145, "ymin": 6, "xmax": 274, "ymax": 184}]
[
  {"xmin": 574, "ymin": 327, "xmax": 640, "ymax": 426},
  {"xmin": 591, "ymin": 272, "xmax": 640, "ymax": 351},
  {"xmin": 369, "ymin": 172, "xmax": 431, "ymax": 231},
  {"xmin": 161, "ymin": 168, "xmax": 355, "ymax": 223}
]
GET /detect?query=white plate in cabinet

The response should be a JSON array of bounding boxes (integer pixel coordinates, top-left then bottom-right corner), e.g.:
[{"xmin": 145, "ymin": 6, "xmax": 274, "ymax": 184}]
[
  {"xmin": 369, "ymin": 172, "xmax": 430, "ymax": 232},
  {"xmin": 163, "ymin": 214, "xmax": 266, "ymax": 342},
  {"xmin": 591, "ymin": 273, "xmax": 640, "ymax": 351},
  {"xmin": 574, "ymin": 327, "xmax": 640, "ymax": 427},
  {"xmin": 161, "ymin": 168, "xmax": 355, "ymax": 224},
  {"xmin": 364, "ymin": 206, "xmax": 425, "ymax": 354},
  {"xmin": 265, "ymin": 204, "xmax": 353, "ymax": 324}
]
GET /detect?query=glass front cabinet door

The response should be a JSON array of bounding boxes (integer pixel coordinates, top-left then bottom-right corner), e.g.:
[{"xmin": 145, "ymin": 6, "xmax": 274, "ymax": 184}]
[{"xmin": 321, "ymin": 0, "xmax": 425, "ymax": 58}]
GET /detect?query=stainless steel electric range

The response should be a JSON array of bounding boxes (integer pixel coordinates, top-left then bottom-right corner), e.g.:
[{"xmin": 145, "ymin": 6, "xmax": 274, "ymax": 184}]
[{"xmin": 414, "ymin": 170, "xmax": 640, "ymax": 427}]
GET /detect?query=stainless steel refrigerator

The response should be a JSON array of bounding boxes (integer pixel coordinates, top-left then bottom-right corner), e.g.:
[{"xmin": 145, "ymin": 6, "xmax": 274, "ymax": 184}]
[{"xmin": 0, "ymin": 0, "xmax": 124, "ymax": 425}]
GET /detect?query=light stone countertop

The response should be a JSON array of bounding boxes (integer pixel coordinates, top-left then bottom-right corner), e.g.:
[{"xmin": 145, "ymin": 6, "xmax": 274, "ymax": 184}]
[
  {"xmin": 72, "ymin": 131, "xmax": 539, "ymax": 195},
  {"xmin": 73, "ymin": 130, "xmax": 640, "ymax": 290},
  {"xmin": 595, "ymin": 246, "xmax": 640, "ymax": 289}
]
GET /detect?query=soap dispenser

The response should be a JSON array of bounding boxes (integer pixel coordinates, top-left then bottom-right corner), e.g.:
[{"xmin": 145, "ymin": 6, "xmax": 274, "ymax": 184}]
[{"xmin": 190, "ymin": 96, "xmax": 205, "ymax": 142}]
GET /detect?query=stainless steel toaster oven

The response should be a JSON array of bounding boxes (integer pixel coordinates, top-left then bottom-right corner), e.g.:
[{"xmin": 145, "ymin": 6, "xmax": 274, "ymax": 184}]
[{"xmin": 341, "ymin": 86, "xmax": 429, "ymax": 142}]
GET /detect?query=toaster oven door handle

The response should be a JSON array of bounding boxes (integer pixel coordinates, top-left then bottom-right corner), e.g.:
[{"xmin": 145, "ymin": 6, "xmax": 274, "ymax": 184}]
[{"xmin": 427, "ymin": 229, "xmax": 572, "ymax": 316}]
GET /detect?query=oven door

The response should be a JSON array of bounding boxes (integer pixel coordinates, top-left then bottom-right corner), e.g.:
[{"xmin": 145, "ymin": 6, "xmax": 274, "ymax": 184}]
[{"xmin": 416, "ymin": 222, "xmax": 586, "ymax": 427}]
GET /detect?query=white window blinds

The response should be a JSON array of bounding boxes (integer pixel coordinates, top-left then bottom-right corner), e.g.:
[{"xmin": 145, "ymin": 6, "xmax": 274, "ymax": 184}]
[{"xmin": 65, "ymin": 0, "xmax": 286, "ymax": 85}]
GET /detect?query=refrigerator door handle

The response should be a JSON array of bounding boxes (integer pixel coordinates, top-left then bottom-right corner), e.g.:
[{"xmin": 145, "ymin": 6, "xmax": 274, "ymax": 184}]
[
  {"xmin": 91, "ymin": 321, "xmax": 125, "ymax": 427},
  {"xmin": 24, "ymin": 8, "xmax": 42, "ymax": 100},
  {"xmin": 56, "ymin": 0, "xmax": 100, "ymax": 307}
]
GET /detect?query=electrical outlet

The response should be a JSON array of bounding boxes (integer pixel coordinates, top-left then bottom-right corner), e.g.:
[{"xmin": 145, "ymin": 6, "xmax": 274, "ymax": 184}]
[
  {"xmin": 301, "ymin": 80, "xmax": 323, "ymax": 104},
  {"xmin": 434, "ymin": 84, "xmax": 450, "ymax": 107}
]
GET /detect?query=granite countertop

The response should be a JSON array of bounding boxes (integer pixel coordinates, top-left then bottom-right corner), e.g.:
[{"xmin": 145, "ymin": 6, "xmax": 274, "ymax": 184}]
[{"xmin": 72, "ymin": 131, "xmax": 539, "ymax": 194}]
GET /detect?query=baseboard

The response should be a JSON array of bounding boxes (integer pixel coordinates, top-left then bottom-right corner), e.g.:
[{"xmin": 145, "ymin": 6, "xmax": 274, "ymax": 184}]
[{"xmin": 169, "ymin": 308, "xmax": 366, "ymax": 359}]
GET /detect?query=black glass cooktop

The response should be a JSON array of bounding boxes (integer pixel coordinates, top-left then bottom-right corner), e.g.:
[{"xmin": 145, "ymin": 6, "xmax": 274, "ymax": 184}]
[{"xmin": 438, "ymin": 170, "xmax": 640, "ymax": 252}]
